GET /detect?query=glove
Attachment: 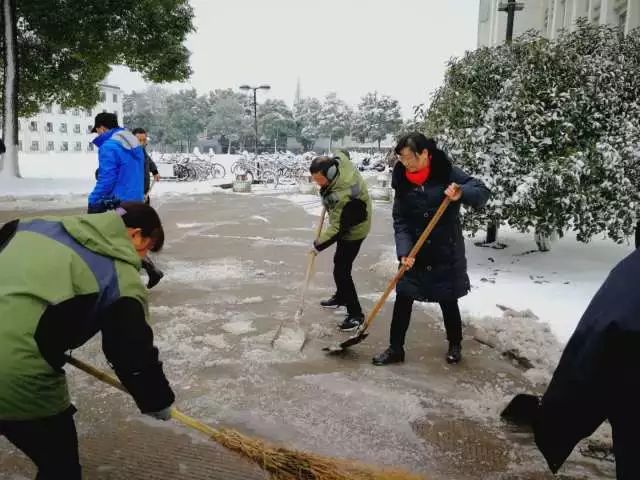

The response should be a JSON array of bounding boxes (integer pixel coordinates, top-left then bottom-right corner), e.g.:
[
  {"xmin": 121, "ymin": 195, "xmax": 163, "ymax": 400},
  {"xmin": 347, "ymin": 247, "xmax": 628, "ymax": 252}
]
[{"xmin": 145, "ymin": 406, "xmax": 172, "ymax": 421}]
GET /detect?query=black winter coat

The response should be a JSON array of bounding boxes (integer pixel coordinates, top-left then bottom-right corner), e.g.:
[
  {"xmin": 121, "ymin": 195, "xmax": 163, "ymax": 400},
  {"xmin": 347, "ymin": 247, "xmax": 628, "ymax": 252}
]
[
  {"xmin": 392, "ymin": 155, "xmax": 490, "ymax": 302},
  {"xmin": 534, "ymin": 248, "xmax": 640, "ymax": 478},
  {"xmin": 143, "ymin": 147, "xmax": 159, "ymax": 194}
]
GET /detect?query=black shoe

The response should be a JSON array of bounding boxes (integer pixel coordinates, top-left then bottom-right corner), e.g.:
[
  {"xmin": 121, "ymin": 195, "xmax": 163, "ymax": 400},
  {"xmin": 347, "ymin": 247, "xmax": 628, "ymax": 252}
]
[
  {"xmin": 372, "ymin": 347, "xmax": 405, "ymax": 366},
  {"xmin": 446, "ymin": 343, "xmax": 462, "ymax": 364},
  {"xmin": 320, "ymin": 295, "xmax": 344, "ymax": 309},
  {"xmin": 142, "ymin": 258, "xmax": 164, "ymax": 289},
  {"xmin": 338, "ymin": 314, "xmax": 364, "ymax": 332}
]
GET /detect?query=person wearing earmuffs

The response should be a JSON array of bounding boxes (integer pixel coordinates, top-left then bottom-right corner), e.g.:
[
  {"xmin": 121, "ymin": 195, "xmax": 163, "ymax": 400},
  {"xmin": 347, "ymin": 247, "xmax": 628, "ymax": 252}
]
[{"xmin": 309, "ymin": 150, "xmax": 372, "ymax": 331}]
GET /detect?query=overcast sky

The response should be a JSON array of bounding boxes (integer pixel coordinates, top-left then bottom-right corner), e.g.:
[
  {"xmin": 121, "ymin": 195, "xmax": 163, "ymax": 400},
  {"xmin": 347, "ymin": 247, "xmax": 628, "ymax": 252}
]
[{"xmin": 108, "ymin": 0, "xmax": 480, "ymax": 118}]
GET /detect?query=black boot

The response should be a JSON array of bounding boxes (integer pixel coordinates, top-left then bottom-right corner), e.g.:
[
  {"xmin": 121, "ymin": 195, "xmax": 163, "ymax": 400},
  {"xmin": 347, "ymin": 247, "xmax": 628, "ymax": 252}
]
[
  {"xmin": 142, "ymin": 257, "xmax": 164, "ymax": 289},
  {"xmin": 446, "ymin": 343, "xmax": 462, "ymax": 364},
  {"xmin": 338, "ymin": 314, "xmax": 364, "ymax": 332},
  {"xmin": 320, "ymin": 294, "xmax": 344, "ymax": 309},
  {"xmin": 372, "ymin": 347, "xmax": 405, "ymax": 366}
]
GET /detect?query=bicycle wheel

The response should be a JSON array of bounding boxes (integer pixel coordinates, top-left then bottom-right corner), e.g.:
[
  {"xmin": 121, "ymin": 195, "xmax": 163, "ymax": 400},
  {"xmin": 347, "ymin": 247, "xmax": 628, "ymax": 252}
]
[
  {"xmin": 174, "ymin": 164, "xmax": 189, "ymax": 181},
  {"xmin": 260, "ymin": 169, "xmax": 279, "ymax": 189},
  {"xmin": 211, "ymin": 163, "xmax": 226, "ymax": 179}
]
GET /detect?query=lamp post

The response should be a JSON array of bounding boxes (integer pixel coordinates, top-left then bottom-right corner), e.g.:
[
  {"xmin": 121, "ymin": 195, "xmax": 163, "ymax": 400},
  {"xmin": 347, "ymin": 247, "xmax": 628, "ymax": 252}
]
[
  {"xmin": 239, "ymin": 84, "xmax": 270, "ymax": 154},
  {"xmin": 483, "ymin": 0, "xmax": 524, "ymax": 245}
]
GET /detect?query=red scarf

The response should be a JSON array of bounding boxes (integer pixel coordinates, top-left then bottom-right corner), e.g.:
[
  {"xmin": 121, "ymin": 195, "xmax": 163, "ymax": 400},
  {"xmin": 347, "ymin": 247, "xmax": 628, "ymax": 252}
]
[{"xmin": 405, "ymin": 164, "xmax": 431, "ymax": 186}]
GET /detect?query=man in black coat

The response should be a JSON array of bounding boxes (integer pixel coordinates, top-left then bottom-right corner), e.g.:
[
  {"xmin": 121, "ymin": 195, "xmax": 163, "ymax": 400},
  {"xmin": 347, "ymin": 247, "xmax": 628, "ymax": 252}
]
[
  {"xmin": 511, "ymin": 248, "xmax": 640, "ymax": 479},
  {"xmin": 132, "ymin": 128, "xmax": 160, "ymax": 204}
]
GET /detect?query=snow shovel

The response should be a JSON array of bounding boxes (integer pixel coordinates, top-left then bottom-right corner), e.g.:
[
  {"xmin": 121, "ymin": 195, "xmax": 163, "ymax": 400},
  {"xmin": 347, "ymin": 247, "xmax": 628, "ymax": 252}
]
[
  {"xmin": 323, "ymin": 192, "xmax": 456, "ymax": 354},
  {"xmin": 66, "ymin": 355, "xmax": 424, "ymax": 480},
  {"xmin": 271, "ymin": 207, "xmax": 327, "ymax": 351},
  {"xmin": 501, "ymin": 393, "xmax": 540, "ymax": 427}
]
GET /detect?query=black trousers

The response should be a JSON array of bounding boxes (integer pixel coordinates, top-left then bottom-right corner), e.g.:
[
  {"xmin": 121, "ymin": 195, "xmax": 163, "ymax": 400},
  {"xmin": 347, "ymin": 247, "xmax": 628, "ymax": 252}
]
[
  {"xmin": 0, "ymin": 406, "xmax": 82, "ymax": 480},
  {"xmin": 390, "ymin": 293, "xmax": 462, "ymax": 350},
  {"xmin": 333, "ymin": 239, "xmax": 364, "ymax": 317}
]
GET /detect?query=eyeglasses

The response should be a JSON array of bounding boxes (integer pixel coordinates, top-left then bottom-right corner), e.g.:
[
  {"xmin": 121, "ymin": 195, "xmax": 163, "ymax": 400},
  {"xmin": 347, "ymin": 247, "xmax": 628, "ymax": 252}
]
[{"xmin": 398, "ymin": 152, "xmax": 418, "ymax": 166}]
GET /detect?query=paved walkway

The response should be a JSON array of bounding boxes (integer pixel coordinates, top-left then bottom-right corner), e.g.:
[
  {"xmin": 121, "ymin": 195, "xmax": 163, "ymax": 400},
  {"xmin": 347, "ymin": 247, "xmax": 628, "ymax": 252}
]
[{"xmin": 0, "ymin": 190, "xmax": 614, "ymax": 479}]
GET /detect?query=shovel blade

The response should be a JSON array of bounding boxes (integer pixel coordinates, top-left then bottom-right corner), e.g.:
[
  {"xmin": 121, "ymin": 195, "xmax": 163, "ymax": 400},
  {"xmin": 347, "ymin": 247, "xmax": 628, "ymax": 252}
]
[
  {"xmin": 501, "ymin": 393, "xmax": 540, "ymax": 427},
  {"xmin": 323, "ymin": 331, "xmax": 369, "ymax": 354}
]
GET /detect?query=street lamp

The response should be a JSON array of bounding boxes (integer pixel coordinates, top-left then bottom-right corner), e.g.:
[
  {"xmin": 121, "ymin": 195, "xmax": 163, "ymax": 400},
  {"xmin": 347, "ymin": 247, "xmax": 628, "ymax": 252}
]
[{"xmin": 239, "ymin": 84, "xmax": 270, "ymax": 154}]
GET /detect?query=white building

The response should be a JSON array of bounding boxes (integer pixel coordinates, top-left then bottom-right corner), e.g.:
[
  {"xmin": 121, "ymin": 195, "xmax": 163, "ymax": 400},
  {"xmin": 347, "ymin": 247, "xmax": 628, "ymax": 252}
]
[
  {"xmin": 478, "ymin": 0, "xmax": 640, "ymax": 47},
  {"xmin": 18, "ymin": 83, "xmax": 122, "ymax": 154}
]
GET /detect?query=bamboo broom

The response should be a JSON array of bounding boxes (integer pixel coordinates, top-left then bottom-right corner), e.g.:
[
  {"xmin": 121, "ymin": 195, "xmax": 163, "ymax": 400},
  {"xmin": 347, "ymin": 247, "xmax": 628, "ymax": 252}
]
[{"xmin": 67, "ymin": 356, "xmax": 425, "ymax": 480}]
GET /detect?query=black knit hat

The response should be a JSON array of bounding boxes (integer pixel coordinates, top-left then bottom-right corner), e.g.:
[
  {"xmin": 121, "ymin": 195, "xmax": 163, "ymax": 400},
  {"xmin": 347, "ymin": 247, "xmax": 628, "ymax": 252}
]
[{"xmin": 91, "ymin": 112, "xmax": 119, "ymax": 133}]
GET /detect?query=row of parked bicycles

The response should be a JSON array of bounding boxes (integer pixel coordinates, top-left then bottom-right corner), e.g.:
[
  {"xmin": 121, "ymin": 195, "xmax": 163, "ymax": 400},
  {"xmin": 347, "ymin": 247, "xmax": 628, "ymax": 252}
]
[
  {"xmin": 229, "ymin": 152, "xmax": 315, "ymax": 188},
  {"xmin": 153, "ymin": 150, "xmax": 395, "ymax": 185},
  {"xmin": 154, "ymin": 152, "xmax": 227, "ymax": 181}
]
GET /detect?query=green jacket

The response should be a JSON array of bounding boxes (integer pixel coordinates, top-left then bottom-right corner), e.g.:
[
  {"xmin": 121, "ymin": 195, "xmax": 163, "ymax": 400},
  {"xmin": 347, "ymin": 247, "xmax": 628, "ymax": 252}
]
[
  {"xmin": 315, "ymin": 150, "xmax": 372, "ymax": 251},
  {"xmin": 0, "ymin": 212, "xmax": 173, "ymax": 420}
]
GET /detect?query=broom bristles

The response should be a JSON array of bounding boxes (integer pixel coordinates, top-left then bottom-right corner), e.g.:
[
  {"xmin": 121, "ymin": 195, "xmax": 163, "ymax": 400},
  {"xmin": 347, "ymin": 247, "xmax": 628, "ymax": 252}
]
[
  {"xmin": 210, "ymin": 427, "xmax": 425, "ymax": 480},
  {"xmin": 67, "ymin": 357, "xmax": 425, "ymax": 480}
]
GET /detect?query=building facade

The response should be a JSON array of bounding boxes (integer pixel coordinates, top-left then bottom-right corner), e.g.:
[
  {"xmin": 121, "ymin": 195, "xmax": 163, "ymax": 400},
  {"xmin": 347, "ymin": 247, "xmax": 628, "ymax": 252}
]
[
  {"xmin": 478, "ymin": 0, "xmax": 639, "ymax": 47},
  {"xmin": 18, "ymin": 84, "xmax": 122, "ymax": 154}
]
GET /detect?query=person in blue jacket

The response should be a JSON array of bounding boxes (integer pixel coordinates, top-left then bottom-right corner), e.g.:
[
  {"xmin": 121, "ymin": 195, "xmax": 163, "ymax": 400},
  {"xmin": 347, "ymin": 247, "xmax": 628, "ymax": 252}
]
[
  {"xmin": 88, "ymin": 113, "xmax": 144, "ymax": 213},
  {"xmin": 88, "ymin": 113, "xmax": 164, "ymax": 288}
]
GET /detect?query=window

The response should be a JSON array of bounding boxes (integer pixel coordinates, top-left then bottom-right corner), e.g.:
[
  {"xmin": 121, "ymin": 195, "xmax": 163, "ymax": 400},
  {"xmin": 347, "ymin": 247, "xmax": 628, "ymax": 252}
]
[
  {"xmin": 61, "ymin": 142, "xmax": 69, "ymax": 152},
  {"xmin": 74, "ymin": 142, "xmax": 82, "ymax": 152},
  {"xmin": 47, "ymin": 141, "xmax": 55, "ymax": 152},
  {"xmin": 29, "ymin": 121, "xmax": 38, "ymax": 132},
  {"xmin": 113, "ymin": 94, "xmax": 118, "ymax": 103},
  {"xmin": 30, "ymin": 141, "xmax": 39, "ymax": 152},
  {"xmin": 619, "ymin": 10, "xmax": 627, "ymax": 29},
  {"xmin": 616, "ymin": 0, "xmax": 628, "ymax": 31},
  {"xmin": 592, "ymin": 0, "xmax": 601, "ymax": 22},
  {"xmin": 100, "ymin": 91, "xmax": 106, "ymax": 102},
  {"xmin": 73, "ymin": 108, "xmax": 80, "ymax": 116},
  {"xmin": 44, "ymin": 105, "xmax": 52, "ymax": 114},
  {"xmin": 74, "ymin": 124, "xmax": 81, "ymax": 134},
  {"xmin": 59, "ymin": 106, "xmax": 67, "ymax": 114},
  {"xmin": 46, "ymin": 122, "xmax": 53, "ymax": 133},
  {"xmin": 60, "ymin": 123, "xmax": 67, "ymax": 133},
  {"xmin": 87, "ymin": 142, "xmax": 95, "ymax": 152},
  {"xmin": 85, "ymin": 109, "xmax": 92, "ymax": 117},
  {"xmin": 479, "ymin": 0, "xmax": 491, "ymax": 22},
  {"xmin": 87, "ymin": 124, "xmax": 93, "ymax": 133},
  {"xmin": 557, "ymin": 0, "xmax": 567, "ymax": 30},
  {"xmin": 544, "ymin": 7, "xmax": 550, "ymax": 31},
  {"xmin": 102, "ymin": 109, "xmax": 107, "ymax": 113}
]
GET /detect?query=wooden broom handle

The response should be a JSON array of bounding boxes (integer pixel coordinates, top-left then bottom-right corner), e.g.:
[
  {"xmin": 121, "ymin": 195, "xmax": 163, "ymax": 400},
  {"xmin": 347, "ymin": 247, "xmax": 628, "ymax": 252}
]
[
  {"xmin": 65, "ymin": 355, "xmax": 220, "ymax": 438},
  {"xmin": 362, "ymin": 194, "xmax": 454, "ymax": 331}
]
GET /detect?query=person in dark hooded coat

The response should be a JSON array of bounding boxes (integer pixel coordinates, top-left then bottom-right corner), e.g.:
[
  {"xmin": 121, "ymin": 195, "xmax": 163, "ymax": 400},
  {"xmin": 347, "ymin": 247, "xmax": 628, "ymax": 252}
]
[
  {"xmin": 509, "ymin": 247, "xmax": 640, "ymax": 480},
  {"xmin": 372, "ymin": 133, "xmax": 490, "ymax": 366}
]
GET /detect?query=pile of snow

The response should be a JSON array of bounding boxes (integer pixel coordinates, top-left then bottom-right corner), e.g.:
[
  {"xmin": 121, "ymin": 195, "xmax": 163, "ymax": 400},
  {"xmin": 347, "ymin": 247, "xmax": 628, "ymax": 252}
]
[{"xmin": 468, "ymin": 305, "xmax": 563, "ymax": 385}]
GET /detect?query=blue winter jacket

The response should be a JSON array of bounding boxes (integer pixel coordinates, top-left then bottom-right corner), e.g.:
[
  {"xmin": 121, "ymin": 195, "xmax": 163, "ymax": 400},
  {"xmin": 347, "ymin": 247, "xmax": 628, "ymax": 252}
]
[{"xmin": 88, "ymin": 128, "xmax": 145, "ymax": 207}]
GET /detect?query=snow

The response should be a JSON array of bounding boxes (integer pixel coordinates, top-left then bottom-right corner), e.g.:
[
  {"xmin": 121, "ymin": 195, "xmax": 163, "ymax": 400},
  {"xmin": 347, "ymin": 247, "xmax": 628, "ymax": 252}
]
[
  {"xmin": 221, "ymin": 320, "xmax": 256, "ymax": 335},
  {"xmin": 271, "ymin": 326, "xmax": 306, "ymax": 352}
]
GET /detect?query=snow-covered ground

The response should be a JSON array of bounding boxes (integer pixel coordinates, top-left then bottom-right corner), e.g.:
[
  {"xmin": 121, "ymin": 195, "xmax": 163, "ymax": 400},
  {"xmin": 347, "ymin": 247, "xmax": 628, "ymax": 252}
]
[{"xmin": 0, "ymin": 182, "xmax": 617, "ymax": 478}]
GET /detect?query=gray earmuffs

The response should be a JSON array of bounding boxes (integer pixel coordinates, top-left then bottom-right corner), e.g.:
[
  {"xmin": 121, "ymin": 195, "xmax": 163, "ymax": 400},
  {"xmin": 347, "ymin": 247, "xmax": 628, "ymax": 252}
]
[{"xmin": 325, "ymin": 157, "xmax": 339, "ymax": 181}]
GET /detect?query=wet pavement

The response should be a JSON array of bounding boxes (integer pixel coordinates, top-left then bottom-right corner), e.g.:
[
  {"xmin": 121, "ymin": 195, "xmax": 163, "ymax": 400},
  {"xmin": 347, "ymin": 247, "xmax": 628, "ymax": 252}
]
[{"xmin": 0, "ymin": 188, "xmax": 615, "ymax": 479}]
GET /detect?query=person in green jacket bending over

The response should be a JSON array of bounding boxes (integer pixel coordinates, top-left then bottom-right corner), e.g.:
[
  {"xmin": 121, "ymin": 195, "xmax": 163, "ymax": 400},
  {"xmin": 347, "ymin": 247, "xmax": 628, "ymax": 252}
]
[
  {"xmin": 310, "ymin": 150, "xmax": 372, "ymax": 331},
  {"xmin": 0, "ymin": 203, "xmax": 174, "ymax": 479}
]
